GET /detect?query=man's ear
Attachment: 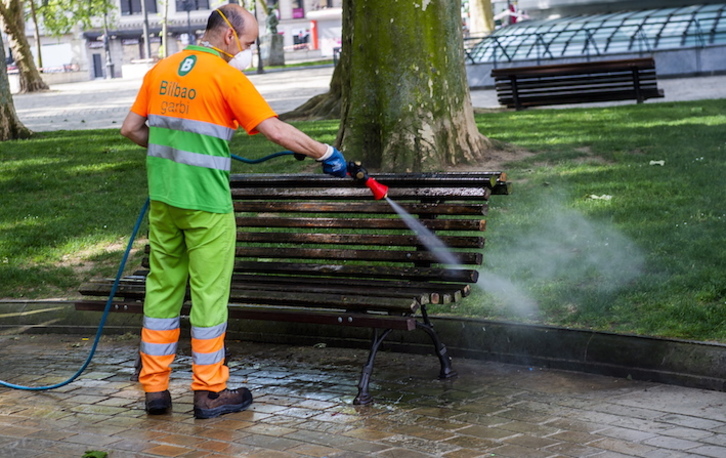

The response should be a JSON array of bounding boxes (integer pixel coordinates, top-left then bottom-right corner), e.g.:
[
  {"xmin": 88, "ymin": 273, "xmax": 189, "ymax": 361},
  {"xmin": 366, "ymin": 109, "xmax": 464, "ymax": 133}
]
[{"xmin": 224, "ymin": 28, "xmax": 235, "ymax": 45}]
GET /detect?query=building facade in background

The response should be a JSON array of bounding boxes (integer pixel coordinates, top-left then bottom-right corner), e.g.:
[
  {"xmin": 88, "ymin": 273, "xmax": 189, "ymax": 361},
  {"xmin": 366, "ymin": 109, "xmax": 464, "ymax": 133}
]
[{"xmin": 3, "ymin": 0, "xmax": 342, "ymax": 82}]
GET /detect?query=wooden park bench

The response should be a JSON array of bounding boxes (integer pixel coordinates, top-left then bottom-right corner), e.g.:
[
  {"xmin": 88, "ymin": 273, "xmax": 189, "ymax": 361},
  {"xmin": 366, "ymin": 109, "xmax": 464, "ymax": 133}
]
[
  {"xmin": 491, "ymin": 57, "xmax": 665, "ymax": 110},
  {"xmin": 75, "ymin": 171, "xmax": 509, "ymax": 404}
]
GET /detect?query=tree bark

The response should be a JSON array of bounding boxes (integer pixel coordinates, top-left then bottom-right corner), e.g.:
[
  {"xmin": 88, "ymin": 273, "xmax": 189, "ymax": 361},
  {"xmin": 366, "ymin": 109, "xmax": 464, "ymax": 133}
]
[
  {"xmin": 0, "ymin": 34, "xmax": 32, "ymax": 140},
  {"xmin": 336, "ymin": 0, "xmax": 491, "ymax": 171},
  {"xmin": 0, "ymin": 0, "xmax": 49, "ymax": 93}
]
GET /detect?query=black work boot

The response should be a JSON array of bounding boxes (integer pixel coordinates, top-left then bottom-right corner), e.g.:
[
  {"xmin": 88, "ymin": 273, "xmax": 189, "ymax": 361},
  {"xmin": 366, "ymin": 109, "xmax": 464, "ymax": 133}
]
[
  {"xmin": 145, "ymin": 390, "xmax": 172, "ymax": 415},
  {"xmin": 193, "ymin": 388, "xmax": 253, "ymax": 419}
]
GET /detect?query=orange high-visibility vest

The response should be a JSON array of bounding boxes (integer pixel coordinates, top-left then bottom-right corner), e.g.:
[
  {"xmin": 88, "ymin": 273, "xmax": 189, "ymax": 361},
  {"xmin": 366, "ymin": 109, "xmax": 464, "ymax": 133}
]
[{"xmin": 131, "ymin": 45, "xmax": 277, "ymax": 214}]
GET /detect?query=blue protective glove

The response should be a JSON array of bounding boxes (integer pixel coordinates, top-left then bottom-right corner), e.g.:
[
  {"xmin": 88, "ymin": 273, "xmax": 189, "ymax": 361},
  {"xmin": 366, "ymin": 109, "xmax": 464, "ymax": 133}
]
[{"xmin": 317, "ymin": 145, "xmax": 348, "ymax": 178}]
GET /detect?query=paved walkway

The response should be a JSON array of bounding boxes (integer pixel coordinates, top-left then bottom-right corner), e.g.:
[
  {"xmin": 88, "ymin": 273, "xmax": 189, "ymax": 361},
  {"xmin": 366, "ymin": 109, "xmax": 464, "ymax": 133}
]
[
  {"xmin": 2, "ymin": 334, "xmax": 726, "ymax": 458},
  {"xmin": 12, "ymin": 66, "xmax": 726, "ymax": 132},
  {"xmin": 12, "ymin": 67, "xmax": 337, "ymax": 132}
]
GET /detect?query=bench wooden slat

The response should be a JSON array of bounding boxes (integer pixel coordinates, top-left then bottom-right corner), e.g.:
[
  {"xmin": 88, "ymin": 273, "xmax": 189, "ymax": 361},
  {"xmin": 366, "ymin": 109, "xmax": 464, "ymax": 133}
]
[
  {"xmin": 495, "ymin": 73, "xmax": 658, "ymax": 88},
  {"xmin": 234, "ymin": 247, "xmax": 482, "ymax": 265},
  {"xmin": 79, "ymin": 283, "xmax": 420, "ymax": 313},
  {"xmin": 228, "ymin": 172, "xmax": 511, "ymax": 196},
  {"xmin": 226, "ymin": 289, "xmax": 421, "ymax": 313},
  {"xmin": 490, "ymin": 57, "xmax": 658, "ymax": 77},
  {"xmin": 234, "ymin": 216, "xmax": 485, "ymax": 231},
  {"xmin": 496, "ymin": 80, "xmax": 660, "ymax": 96},
  {"xmin": 234, "ymin": 201, "xmax": 487, "ymax": 215},
  {"xmin": 233, "ymin": 261, "xmax": 479, "ymax": 283},
  {"xmin": 229, "ymin": 277, "xmax": 463, "ymax": 304},
  {"xmin": 79, "ymin": 281, "xmax": 142, "ymax": 298},
  {"xmin": 495, "ymin": 86, "xmax": 662, "ymax": 99},
  {"xmin": 80, "ymin": 275, "xmax": 470, "ymax": 305},
  {"xmin": 232, "ymin": 274, "xmax": 470, "ymax": 303},
  {"xmin": 80, "ymin": 276, "xmax": 468, "ymax": 299},
  {"xmin": 231, "ymin": 187, "xmax": 493, "ymax": 201},
  {"xmin": 236, "ymin": 232, "xmax": 485, "ymax": 249},
  {"xmin": 498, "ymin": 89, "xmax": 664, "ymax": 108},
  {"xmin": 229, "ymin": 172, "xmax": 507, "ymax": 188}
]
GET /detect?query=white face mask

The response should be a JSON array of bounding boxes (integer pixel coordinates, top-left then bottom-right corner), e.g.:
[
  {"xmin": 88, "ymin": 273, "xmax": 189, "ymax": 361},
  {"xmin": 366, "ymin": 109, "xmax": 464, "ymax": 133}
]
[{"xmin": 228, "ymin": 48, "xmax": 253, "ymax": 71}]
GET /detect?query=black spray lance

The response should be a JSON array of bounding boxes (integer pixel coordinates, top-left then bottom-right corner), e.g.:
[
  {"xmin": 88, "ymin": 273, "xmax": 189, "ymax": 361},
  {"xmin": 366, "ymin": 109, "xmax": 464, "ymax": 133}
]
[{"xmin": 347, "ymin": 161, "xmax": 389, "ymax": 200}]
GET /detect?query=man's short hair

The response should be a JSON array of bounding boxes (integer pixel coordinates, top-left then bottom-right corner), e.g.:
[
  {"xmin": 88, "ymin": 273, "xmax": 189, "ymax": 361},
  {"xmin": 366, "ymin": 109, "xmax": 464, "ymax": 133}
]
[{"xmin": 206, "ymin": 5, "xmax": 245, "ymax": 34}]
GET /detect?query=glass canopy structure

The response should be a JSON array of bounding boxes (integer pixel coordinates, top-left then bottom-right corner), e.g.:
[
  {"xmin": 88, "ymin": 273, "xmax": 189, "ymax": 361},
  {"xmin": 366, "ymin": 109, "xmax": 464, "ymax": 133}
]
[{"xmin": 466, "ymin": 3, "xmax": 726, "ymax": 64}]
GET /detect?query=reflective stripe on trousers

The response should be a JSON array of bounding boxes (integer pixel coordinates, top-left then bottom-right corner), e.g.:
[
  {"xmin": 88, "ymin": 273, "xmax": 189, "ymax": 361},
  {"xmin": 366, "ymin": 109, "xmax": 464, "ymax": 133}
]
[
  {"xmin": 191, "ymin": 322, "xmax": 229, "ymax": 392},
  {"xmin": 139, "ymin": 316, "xmax": 180, "ymax": 393}
]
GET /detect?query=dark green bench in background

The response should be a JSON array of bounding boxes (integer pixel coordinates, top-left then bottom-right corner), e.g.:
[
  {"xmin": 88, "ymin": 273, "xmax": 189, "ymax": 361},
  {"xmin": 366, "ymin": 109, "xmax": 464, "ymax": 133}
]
[{"xmin": 492, "ymin": 57, "xmax": 665, "ymax": 110}]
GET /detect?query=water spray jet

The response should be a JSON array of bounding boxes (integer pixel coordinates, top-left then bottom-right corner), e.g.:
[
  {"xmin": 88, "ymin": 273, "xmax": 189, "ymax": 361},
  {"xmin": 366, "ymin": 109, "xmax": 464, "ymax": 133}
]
[{"xmin": 346, "ymin": 161, "xmax": 462, "ymax": 266}]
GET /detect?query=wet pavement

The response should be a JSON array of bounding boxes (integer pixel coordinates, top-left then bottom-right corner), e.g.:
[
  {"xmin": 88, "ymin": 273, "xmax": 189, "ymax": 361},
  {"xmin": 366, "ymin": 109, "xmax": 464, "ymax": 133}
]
[{"xmin": 2, "ymin": 333, "xmax": 726, "ymax": 457}]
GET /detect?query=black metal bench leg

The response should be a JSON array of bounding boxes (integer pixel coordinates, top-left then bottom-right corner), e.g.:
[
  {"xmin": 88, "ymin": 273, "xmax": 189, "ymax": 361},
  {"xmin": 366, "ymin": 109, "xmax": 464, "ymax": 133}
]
[
  {"xmin": 511, "ymin": 76, "xmax": 522, "ymax": 111},
  {"xmin": 417, "ymin": 307, "xmax": 457, "ymax": 379},
  {"xmin": 354, "ymin": 328, "xmax": 393, "ymax": 406},
  {"xmin": 131, "ymin": 350, "xmax": 141, "ymax": 382},
  {"xmin": 415, "ymin": 322, "xmax": 457, "ymax": 379}
]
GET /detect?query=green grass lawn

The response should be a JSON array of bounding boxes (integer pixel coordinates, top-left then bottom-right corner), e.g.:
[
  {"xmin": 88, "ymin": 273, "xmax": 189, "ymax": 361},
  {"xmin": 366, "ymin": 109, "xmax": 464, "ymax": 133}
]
[
  {"xmin": 1, "ymin": 101, "xmax": 724, "ymax": 342},
  {"xmin": 466, "ymin": 99, "xmax": 726, "ymax": 341}
]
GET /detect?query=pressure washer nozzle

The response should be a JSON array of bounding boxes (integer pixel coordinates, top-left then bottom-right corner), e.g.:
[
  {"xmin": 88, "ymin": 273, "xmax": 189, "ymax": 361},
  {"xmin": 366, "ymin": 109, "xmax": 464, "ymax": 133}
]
[
  {"xmin": 365, "ymin": 177, "xmax": 389, "ymax": 200},
  {"xmin": 347, "ymin": 160, "xmax": 388, "ymax": 200}
]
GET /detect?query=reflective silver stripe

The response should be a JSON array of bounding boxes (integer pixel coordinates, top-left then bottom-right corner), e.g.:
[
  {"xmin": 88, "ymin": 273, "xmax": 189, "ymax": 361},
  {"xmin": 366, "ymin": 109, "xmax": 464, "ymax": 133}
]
[
  {"xmin": 140, "ymin": 341, "xmax": 177, "ymax": 357},
  {"xmin": 191, "ymin": 322, "xmax": 227, "ymax": 340},
  {"xmin": 148, "ymin": 144, "xmax": 231, "ymax": 171},
  {"xmin": 148, "ymin": 114, "xmax": 235, "ymax": 141},
  {"xmin": 143, "ymin": 316, "xmax": 180, "ymax": 331},
  {"xmin": 193, "ymin": 348, "xmax": 225, "ymax": 366}
]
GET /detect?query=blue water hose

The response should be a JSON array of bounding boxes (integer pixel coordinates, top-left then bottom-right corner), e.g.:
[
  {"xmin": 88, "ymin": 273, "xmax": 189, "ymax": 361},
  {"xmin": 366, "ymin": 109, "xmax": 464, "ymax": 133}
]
[
  {"xmin": 232, "ymin": 151, "xmax": 294, "ymax": 164},
  {"xmin": 0, "ymin": 152, "xmax": 295, "ymax": 391}
]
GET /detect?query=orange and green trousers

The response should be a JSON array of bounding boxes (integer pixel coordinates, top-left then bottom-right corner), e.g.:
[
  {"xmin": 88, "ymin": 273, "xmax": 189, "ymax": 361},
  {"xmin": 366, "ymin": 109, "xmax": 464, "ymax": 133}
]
[{"xmin": 139, "ymin": 200, "xmax": 236, "ymax": 393}]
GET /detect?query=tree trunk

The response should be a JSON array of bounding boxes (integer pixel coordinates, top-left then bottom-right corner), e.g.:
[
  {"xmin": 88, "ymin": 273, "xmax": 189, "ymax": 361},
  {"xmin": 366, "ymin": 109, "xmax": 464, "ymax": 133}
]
[
  {"xmin": 0, "ymin": 0, "xmax": 48, "ymax": 93},
  {"xmin": 336, "ymin": 0, "xmax": 491, "ymax": 171},
  {"xmin": 470, "ymin": 0, "xmax": 495, "ymax": 35},
  {"xmin": 0, "ymin": 34, "xmax": 32, "ymax": 140}
]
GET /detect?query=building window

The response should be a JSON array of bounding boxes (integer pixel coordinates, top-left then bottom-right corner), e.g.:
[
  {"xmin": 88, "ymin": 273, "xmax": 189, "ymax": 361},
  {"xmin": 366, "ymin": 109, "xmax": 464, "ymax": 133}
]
[
  {"xmin": 176, "ymin": 0, "xmax": 210, "ymax": 12},
  {"xmin": 120, "ymin": 0, "xmax": 159, "ymax": 15},
  {"xmin": 292, "ymin": 0, "xmax": 305, "ymax": 19}
]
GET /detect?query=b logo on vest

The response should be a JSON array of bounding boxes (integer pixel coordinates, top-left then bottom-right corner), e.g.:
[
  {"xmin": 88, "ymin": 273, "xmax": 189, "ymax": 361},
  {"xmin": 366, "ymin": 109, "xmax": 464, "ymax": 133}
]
[{"xmin": 178, "ymin": 56, "xmax": 197, "ymax": 76}]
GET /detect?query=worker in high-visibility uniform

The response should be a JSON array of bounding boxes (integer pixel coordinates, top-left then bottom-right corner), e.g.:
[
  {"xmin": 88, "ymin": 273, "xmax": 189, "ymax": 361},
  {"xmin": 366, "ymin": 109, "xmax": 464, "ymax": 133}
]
[{"xmin": 120, "ymin": 4, "xmax": 347, "ymax": 419}]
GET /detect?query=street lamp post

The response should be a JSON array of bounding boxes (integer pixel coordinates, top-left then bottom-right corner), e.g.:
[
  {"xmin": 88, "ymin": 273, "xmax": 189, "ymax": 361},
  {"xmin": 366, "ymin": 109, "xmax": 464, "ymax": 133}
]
[
  {"xmin": 103, "ymin": 13, "xmax": 115, "ymax": 79},
  {"xmin": 141, "ymin": 0, "xmax": 152, "ymax": 59},
  {"xmin": 253, "ymin": 0, "xmax": 264, "ymax": 74}
]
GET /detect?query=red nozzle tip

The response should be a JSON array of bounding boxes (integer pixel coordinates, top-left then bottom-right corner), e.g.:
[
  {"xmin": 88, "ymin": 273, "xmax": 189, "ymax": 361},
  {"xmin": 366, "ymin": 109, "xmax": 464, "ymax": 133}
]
[{"xmin": 366, "ymin": 178, "xmax": 389, "ymax": 200}]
